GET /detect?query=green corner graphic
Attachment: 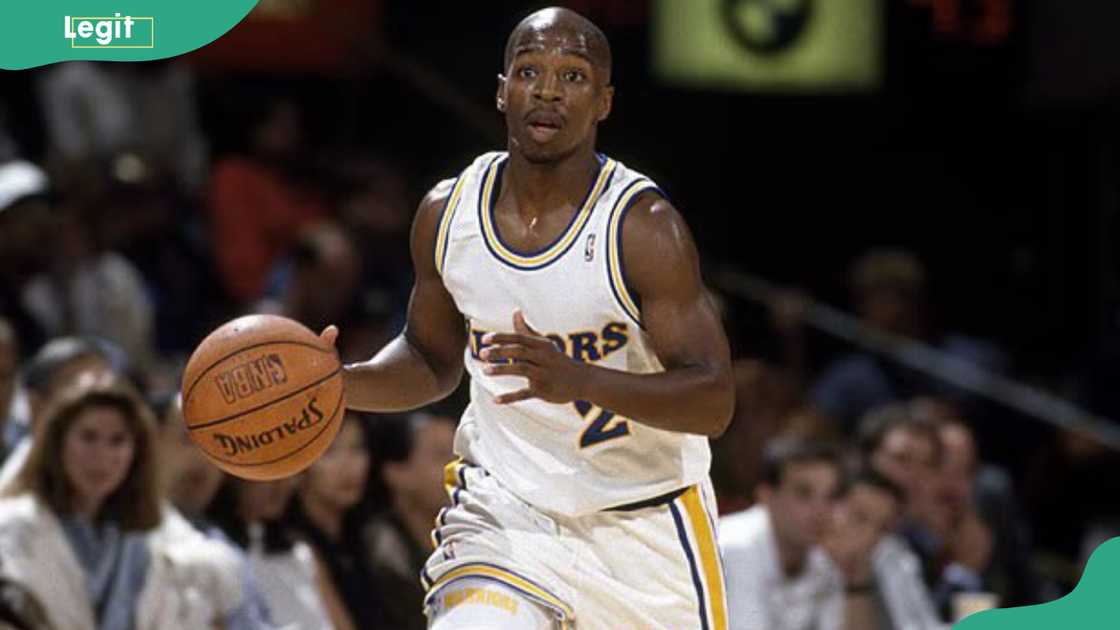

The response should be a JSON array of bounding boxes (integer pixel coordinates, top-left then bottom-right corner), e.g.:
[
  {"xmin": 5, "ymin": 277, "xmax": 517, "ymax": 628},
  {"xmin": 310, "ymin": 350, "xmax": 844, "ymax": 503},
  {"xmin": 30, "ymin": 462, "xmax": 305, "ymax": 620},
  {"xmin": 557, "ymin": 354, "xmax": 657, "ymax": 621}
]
[
  {"xmin": 2, "ymin": 0, "xmax": 259, "ymax": 70},
  {"xmin": 956, "ymin": 537, "xmax": 1120, "ymax": 629}
]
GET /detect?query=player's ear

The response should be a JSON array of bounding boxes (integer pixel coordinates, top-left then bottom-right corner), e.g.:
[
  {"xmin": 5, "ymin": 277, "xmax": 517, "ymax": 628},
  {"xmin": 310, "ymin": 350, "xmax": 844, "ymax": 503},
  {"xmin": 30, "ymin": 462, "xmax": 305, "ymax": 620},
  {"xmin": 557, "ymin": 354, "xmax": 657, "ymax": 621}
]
[
  {"xmin": 496, "ymin": 74, "xmax": 508, "ymax": 113},
  {"xmin": 597, "ymin": 84, "xmax": 614, "ymax": 123}
]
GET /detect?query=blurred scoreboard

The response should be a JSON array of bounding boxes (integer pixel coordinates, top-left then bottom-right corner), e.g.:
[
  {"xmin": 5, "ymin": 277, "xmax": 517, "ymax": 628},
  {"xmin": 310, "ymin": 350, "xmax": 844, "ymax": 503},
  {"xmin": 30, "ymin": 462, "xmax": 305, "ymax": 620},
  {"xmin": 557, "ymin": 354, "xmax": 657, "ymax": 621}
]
[{"xmin": 653, "ymin": 0, "xmax": 882, "ymax": 92}]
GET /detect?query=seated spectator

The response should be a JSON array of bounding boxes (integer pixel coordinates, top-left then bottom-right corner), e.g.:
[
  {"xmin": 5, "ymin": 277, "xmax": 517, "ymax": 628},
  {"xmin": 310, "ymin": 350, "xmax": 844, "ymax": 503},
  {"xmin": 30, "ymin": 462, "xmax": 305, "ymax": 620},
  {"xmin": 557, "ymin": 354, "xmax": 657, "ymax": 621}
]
[
  {"xmin": 928, "ymin": 404, "xmax": 1048, "ymax": 610},
  {"xmin": 20, "ymin": 195, "xmax": 156, "ymax": 371},
  {"xmin": 206, "ymin": 474, "xmax": 338, "ymax": 630},
  {"xmin": 0, "ymin": 337, "xmax": 115, "ymax": 488},
  {"xmin": 0, "ymin": 375, "xmax": 237, "ymax": 629},
  {"xmin": 858, "ymin": 402, "xmax": 998, "ymax": 621},
  {"xmin": 207, "ymin": 97, "xmax": 326, "ymax": 306},
  {"xmin": 366, "ymin": 409, "xmax": 457, "ymax": 630},
  {"xmin": 805, "ymin": 249, "xmax": 1008, "ymax": 433},
  {"xmin": 289, "ymin": 412, "xmax": 388, "ymax": 629},
  {"xmin": 158, "ymin": 395, "xmax": 275, "ymax": 630},
  {"xmin": 824, "ymin": 469, "xmax": 944, "ymax": 630},
  {"xmin": 0, "ymin": 160, "xmax": 55, "ymax": 355},
  {"xmin": 720, "ymin": 438, "xmax": 857, "ymax": 630}
]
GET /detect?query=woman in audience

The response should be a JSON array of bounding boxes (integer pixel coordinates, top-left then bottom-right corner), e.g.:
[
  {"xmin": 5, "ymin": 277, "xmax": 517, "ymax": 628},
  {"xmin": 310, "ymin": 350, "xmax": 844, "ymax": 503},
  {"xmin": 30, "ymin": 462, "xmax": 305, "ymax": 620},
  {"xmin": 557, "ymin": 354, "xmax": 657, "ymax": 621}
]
[
  {"xmin": 207, "ymin": 473, "xmax": 343, "ymax": 629},
  {"xmin": 0, "ymin": 374, "xmax": 237, "ymax": 629},
  {"xmin": 290, "ymin": 412, "xmax": 389, "ymax": 629}
]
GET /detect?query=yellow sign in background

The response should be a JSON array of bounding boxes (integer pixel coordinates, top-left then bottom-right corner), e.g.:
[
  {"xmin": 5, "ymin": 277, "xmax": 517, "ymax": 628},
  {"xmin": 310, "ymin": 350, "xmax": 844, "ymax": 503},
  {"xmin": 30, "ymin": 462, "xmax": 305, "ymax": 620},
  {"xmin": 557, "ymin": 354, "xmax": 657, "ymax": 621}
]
[{"xmin": 653, "ymin": 0, "xmax": 882, "ymax": 92}]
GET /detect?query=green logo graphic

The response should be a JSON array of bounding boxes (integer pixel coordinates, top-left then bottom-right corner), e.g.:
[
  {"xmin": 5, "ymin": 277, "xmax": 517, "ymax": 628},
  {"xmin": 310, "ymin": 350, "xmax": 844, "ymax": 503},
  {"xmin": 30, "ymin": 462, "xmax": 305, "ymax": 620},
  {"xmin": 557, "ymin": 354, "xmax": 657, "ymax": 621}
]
[
  {"xmin": 2, "ymin": 0, "xmax": 259, "ymax": 69},
  {"xmin": 956, "ymin": 537, "xmax": 1120, "ymax": 629}
]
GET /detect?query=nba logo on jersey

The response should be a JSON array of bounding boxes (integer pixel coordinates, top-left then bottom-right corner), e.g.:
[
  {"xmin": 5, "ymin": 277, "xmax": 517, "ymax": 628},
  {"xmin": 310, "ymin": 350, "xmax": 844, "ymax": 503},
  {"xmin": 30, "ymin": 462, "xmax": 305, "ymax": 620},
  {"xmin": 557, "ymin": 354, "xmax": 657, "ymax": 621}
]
[{"xmin": 584, "ymin": 233, "xmax": 596, "ymax": 262}]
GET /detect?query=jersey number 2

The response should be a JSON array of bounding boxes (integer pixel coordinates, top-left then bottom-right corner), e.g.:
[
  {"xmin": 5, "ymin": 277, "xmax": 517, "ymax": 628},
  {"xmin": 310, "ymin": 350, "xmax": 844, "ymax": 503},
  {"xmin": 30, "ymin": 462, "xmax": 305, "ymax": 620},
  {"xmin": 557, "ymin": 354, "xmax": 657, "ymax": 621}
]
[{"xmin": 574, "ymin": 400, "xmax": 630, "ymax": 448}]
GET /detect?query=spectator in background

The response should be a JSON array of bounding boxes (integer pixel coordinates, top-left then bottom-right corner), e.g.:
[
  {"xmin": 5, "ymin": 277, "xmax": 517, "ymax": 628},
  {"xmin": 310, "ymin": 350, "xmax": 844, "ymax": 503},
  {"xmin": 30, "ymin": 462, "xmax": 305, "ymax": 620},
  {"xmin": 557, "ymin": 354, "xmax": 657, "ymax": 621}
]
[
  {"xmin": 156, "ymin": 395, "xmax": 275, "ymax": 630},
  {"xmin": 19, "ymin": 187, "xmax": 156, "ymax": 372},
  {"xmin": 928, "ymin": 404, "xmax": 1048, "ymax": 610},
  {"xmin": 0, "ymin": 337, "xmax": 114, "ymax": 488},
  {"xmin": 858, "ymin": 402, "xmax": 1000, "ymax": 621},
  {"xmin": 720, "ymin": 438, "xmax": 874, "ymax": 630},
  {"xmin": 208, "ymin": 97, "xmax": 327, "ymax": 306},
  {"xmin": 803, "ymin": 249, "xmax": 1008, "ymax": 433},
  {"xmin": 260, "ymin": 221, "xmax": 393, "ymax": 362},
  {"xmin": 0, "ymin": 160, "xmax": 55, "ymax": 355},
  {"xmin": 334, "ymin": 157, "xmax": 414, "ymax": 330},
  {"xmin": 824, "ymin": 469, "xmax": 944, "ymax": 630},
  {"xmin": 38, "ymin": 61, "xmax": 208, "ymax": 194},
  {"xmin": 156, "ymin": 395, "xmax": 224, "ymax": 526},
  {"xmin": 0, "ymin": 375, "xmax": 237, "ymax": 629},
  {"xmin": 289, "ymin": 412, "xmax": 387, "ymax": 629},
  {"xmin": 207, "ymin": 475, "xmax": 338, "ymax": 630},
  {"xmin": 366, "ymin": 409, "xmax": 457, "ymax": 630}
]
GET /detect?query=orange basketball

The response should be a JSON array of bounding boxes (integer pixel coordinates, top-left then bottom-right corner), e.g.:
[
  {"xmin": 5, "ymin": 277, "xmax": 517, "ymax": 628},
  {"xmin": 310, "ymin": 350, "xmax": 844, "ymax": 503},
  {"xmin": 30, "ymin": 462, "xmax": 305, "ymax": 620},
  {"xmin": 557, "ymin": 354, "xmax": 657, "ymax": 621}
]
[{"xmin": 180, "ymin": 314, "xmax": 345, "ymax": 481}]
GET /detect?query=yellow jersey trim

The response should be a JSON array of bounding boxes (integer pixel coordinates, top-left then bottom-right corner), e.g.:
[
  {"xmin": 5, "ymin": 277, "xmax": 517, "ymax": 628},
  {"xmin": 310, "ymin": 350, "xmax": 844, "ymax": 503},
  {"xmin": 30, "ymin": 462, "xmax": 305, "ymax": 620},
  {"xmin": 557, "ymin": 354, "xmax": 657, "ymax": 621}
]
[
  {"xmin": 434, "ymin": 175, "xmax": 471, "ymax": 276},
  {"xmin": 479, "ymin": 156, "xmax": 616, "ymax": 270},
  {"xmin": 606, "ymin": 179, "xmax": 658, "ymax": 326}
]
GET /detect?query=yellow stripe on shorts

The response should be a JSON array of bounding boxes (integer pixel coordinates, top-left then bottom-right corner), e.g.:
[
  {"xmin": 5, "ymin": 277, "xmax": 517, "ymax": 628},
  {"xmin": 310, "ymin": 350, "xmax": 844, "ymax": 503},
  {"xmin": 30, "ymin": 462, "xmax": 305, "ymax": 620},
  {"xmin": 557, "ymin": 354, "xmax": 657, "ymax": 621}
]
[{"xmin": 681, "ymin": 486, "xmax": 728, "ymax": 630}]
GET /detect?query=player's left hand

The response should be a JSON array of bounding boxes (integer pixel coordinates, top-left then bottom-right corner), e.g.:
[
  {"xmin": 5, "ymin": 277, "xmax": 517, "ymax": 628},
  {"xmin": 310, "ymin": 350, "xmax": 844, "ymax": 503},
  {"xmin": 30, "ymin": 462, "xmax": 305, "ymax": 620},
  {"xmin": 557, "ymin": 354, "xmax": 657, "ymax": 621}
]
[{"xmin": 480, "ymin": 310, "xmax": 588, "ymax": 405}]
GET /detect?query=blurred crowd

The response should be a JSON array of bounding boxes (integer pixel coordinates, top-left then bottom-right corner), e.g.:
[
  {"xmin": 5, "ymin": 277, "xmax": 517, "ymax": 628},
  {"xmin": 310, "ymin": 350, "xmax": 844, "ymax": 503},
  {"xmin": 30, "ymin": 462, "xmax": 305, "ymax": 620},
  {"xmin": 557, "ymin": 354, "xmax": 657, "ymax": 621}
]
[{"xmin": 0, "ymin": 59, "xmax": 1117, "ymax": 629}]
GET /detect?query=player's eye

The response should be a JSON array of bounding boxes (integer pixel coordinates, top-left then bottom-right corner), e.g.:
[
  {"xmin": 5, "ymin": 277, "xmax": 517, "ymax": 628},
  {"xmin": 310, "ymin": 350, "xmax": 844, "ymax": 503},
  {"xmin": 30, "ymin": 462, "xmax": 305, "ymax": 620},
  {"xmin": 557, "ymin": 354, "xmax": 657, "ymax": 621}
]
[
  {"xmin": 518, "ymin": 66, "xmax": 538, "ymax": 79},
  {"xmin": 564, "ymin": 69, "xmax": 586, "ymax": 82}
]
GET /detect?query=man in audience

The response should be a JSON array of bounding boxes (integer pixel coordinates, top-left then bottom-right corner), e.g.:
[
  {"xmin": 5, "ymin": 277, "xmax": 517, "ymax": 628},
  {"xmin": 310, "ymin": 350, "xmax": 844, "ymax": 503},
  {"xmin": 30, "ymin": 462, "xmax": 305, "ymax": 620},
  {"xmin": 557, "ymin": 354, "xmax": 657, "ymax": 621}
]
[
  {"xmin": 366, "ymin": 407, "xmax": 458, "ymax": 630},
  {"xmin": 824, "ymin": 469, "xmax": 945, "ymax": 629},
  {"xmin": 721, "ymin": 437, "xmax": 881, "ymax": 630},
  {"xmin": 932, "ymin": 407, "xmax": 1048, "ymax": 610},
  {"xmin": 859, "ymin": 401, "xmax": 1003, "ymax": 621}
]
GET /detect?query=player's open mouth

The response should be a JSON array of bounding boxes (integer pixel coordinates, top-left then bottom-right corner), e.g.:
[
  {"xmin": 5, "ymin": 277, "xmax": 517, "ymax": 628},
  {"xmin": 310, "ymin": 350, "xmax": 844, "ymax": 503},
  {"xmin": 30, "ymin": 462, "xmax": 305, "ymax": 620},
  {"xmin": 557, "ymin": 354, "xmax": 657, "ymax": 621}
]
[
  {"xmin": 528, "ymin": 122, "xmax": 560, "ymax": 142},
  {"xmin": 526, "ymin": 110, "xmax": 564, "ymax": 142}
]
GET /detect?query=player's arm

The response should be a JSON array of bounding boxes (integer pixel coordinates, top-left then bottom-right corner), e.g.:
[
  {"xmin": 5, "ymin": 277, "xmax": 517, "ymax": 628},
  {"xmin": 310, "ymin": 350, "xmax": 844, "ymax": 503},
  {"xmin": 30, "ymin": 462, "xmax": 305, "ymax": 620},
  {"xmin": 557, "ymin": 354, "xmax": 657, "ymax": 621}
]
[
  {"xmin": 481, "ymin": 194, "xmax": 734, "ymax": 437},
  {"xmin": 335, "ymin": 181, "xmax": 467, "ymax": 412}
]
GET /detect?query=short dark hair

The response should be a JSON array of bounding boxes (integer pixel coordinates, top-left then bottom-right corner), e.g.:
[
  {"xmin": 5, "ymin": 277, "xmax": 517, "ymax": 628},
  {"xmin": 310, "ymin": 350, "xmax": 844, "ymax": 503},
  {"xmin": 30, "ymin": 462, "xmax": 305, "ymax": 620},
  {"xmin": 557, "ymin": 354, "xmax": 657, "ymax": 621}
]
[
  {"xmin": 845, "ymin": 466, "xmax": 906, "ymax": 505},
  {"xmin": 856, "ymin": 402, "xmax": 943, "ymax": 464},
  {"xmin": 759, "ymin": 437, "xmax": 842, "ymax": 488}
]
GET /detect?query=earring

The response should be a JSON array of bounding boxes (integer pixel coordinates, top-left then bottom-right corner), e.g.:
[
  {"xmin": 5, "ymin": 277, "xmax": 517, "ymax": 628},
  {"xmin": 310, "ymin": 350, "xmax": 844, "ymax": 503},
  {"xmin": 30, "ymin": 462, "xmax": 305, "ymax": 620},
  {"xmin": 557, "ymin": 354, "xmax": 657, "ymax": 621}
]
[{"xmin": 497, "ymin": 99, "xmax": 506, "ymax": 112}]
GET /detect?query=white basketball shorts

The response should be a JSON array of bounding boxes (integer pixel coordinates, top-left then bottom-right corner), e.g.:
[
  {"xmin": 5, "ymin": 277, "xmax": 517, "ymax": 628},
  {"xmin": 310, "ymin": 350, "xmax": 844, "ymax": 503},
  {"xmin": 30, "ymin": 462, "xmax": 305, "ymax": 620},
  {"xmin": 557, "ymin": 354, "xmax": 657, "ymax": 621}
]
[{"xmin": 422, "ymin": 460, "xmax": 729, "ymax": 630}]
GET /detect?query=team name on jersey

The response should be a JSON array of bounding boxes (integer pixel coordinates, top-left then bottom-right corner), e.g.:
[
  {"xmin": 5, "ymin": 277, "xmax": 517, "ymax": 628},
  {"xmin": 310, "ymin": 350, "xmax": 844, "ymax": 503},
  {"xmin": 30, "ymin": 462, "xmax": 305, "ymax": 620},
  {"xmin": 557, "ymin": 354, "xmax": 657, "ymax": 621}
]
[{"xmin": 469, "ymin": 321, "xmax": 629, "ymax": 363}]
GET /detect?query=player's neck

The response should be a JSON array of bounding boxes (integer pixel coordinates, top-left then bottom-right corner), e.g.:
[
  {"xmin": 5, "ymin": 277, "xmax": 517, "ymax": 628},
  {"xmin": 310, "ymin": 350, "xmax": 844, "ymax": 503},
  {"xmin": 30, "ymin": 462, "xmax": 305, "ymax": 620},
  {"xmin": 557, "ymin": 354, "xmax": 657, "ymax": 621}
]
[{"xmin": 504, "ymin": 146, "xmax": 600, "ymax": 216}]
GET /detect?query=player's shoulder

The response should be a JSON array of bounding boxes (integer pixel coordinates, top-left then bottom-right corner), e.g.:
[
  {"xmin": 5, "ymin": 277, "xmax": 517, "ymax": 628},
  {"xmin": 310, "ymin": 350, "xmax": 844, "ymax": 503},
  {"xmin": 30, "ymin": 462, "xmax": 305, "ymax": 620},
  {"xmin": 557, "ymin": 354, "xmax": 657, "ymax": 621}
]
[{"xmin": 418, "ymin": 151, "xmax": 506, "ymax": 216}]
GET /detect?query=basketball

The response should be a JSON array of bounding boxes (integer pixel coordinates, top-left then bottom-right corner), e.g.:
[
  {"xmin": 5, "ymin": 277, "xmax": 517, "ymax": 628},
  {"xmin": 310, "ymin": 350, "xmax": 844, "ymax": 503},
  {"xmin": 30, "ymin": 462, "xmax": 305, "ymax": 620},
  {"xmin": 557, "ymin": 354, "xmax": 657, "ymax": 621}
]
[{"xmin": 180, "ymin": 314, "xmax": 345, "ymax": 481}]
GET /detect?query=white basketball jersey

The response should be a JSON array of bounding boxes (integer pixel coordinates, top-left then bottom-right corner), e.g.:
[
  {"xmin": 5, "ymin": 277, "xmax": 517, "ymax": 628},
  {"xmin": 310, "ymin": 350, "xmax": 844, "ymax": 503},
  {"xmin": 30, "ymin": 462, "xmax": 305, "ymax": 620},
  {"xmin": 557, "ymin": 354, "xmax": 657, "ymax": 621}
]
[{"xmin": 435, "ymin": 151, "xmax": 711, "ymax": 517}]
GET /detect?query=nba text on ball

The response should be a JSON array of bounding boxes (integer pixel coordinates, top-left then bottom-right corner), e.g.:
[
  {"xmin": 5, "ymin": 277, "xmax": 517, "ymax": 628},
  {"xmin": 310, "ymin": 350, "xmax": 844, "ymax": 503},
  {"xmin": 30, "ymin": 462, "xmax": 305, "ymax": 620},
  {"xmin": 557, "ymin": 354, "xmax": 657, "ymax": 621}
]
[{"xmin": 64, "ymin": 14, "xmax": 135, "ymax": 46}]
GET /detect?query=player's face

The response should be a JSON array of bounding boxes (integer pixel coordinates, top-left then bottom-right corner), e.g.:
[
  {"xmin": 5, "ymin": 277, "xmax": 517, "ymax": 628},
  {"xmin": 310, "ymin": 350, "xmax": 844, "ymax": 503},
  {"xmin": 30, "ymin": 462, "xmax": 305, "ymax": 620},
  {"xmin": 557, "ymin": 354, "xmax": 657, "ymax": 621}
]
[
  {"xmin": 498, "ymin": 32, "xmax": 612, "ymax": 163},
  {"xmin": 766, "ymin": 461, "xmax": 840, "ymax": 549}
]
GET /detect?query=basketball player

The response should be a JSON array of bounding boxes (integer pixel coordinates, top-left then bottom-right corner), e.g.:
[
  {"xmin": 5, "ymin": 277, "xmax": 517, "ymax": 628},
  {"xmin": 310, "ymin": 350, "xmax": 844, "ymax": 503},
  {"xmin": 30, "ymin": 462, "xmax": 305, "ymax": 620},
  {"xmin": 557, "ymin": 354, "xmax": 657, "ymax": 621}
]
[{"xmin": 323, "ymin": 7, "xmax": 734, "ymax": 628}]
